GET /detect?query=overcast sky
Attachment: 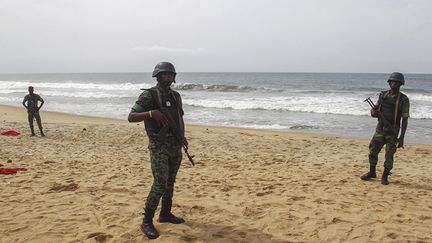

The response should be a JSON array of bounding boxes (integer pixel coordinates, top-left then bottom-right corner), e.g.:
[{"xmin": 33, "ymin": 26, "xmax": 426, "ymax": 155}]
[{"xmin": 1, "ymin": 0, "xmax": 431, "ymax": 73}]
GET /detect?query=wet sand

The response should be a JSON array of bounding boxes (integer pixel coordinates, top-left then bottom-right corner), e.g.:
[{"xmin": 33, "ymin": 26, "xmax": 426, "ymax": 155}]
[{"xmin": 1, "ymin": 104, "xmax": 431, "ymax": 242}]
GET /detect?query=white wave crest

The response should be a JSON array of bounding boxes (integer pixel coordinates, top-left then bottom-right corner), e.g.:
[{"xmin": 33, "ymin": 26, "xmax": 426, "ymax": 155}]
[
  {"xmin": 41, "ymin": 91, "xmax": 127, "ymax": 98},
  {"xmin": 407, "ymin": 93, "xmax": 432, "ymax": 102},
  {"xmin": 0, "ymin": 81, "xmax": 151, "ymax": 92},
  {"xmin": 184, "ymin": 96, "xmax": 366, "ymax": 115},
  {"xmin": 183, "ymin": 95, "xmax": 431, "ymax": 119},
  {"xmin": 221, "ymin": 122, "xmax": 290, "ymax": 130}
]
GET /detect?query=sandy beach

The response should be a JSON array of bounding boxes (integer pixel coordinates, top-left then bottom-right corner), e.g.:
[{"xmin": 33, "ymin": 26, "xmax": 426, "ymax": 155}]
[{"xmin": 1, "ymin": 104, "xmax": 431, "ymax": 243}]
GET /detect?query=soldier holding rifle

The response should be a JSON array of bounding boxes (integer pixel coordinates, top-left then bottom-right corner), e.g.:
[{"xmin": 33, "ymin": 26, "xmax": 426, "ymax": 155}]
[
  {"xmin": 128, "ymin": 62, "xmax": 193, "ymax": 239},
  {"xmin": 361, "ymin": 72, "xmax": 410, "ymax": 185}
]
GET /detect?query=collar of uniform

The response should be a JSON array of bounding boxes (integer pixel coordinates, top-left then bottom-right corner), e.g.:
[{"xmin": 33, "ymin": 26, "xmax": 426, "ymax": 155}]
[
  {"xmin": 388, "ymin": 89, "xmax": 400, "ymax": 98},
  {"xmin": 156, "ymin": 83, "xmax": 172, "ymax": 94}
]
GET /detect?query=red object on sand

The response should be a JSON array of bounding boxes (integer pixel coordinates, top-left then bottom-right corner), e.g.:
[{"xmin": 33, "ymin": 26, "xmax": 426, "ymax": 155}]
[
  {"xmin": 0, "ymin": 130, "xmax": 21, "ymax": 136},
  {"xmin": 0, "ymin": 168, "xmax": 27, "ymax": 175}
]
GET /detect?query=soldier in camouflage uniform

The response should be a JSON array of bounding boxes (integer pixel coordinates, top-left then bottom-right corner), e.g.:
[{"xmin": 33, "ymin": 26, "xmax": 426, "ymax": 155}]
[
  {"xmin": 361, "ymin": 72, "xmax": 409, "ymax": 185},
  {"xmin": 22, "ymin": 86, "xmax": 45, "ymax": 137},
  {"xmin": 128, "ymin": 62, "xmax": 187, "ymax": 239}
]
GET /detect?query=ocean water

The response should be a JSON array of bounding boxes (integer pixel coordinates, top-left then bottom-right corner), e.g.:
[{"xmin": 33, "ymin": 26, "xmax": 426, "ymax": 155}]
[{"xmin": 1, "ymin": 72, "xmax": 431, "ymax": 144}]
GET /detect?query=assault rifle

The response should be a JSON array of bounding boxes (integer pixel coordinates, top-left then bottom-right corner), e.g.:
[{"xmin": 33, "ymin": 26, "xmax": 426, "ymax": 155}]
[
  {"xmin": 364, "ymin": 97, "xmax": 395, "ymax": 134},
  {"xmin": 158, "ymin": 108, "xmax": 195, "ymax": 166}
]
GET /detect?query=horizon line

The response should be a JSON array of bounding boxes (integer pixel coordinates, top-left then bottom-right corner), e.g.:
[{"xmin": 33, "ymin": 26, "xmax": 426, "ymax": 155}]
[{"xmin": 1, "ymin": 71, "xmax": 432, "ymax": 75}]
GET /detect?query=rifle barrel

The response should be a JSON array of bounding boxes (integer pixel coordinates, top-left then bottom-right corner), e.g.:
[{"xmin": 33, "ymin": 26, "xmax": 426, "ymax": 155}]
[
  {"xmin": 183, "ymin": 146, "xmax": 195, "ymax": 166},
  {"xmin": 364, "ymin": 97, "xmax": 396, "ymax": 134},
  {"xmin": 364, "ymin": 97, "xmax": 376, "ymax": 109},
  {"xmin": 160, "ymin": 107, "xmax": 195, "ymax": 166}
]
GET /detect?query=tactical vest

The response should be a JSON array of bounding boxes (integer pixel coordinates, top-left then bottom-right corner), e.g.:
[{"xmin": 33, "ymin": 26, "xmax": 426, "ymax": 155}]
[
  {"xmin": 143, "ymin": 87, "xmax": 183, "ymax": 136},
  {"xmin": 377, "ymin": 90, "xmax": 407, "ymax": 131}
]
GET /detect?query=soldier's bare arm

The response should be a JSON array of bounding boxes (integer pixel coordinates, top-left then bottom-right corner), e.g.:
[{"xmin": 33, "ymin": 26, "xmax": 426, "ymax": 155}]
[
  {"xmin": 128, "ymin": 110, "xmax": 168, "ymax": 126},
  {"xmin": 398, "ymin": 96, "xmax": 409, "ymax": 148},
  {"xmin": 129, "ymin": 90, "xmax": 168, "ymax": 125},
  {"xmin": 38, "ymin": 95, "xmax": 44, "ymax": 110},
  {"xmin": 128, "ymin": 111, "xmax": 150, "ymax": 122},
  {"xmin": 22, "ymin": 96, "xmax": 28, "ymax": 109}
]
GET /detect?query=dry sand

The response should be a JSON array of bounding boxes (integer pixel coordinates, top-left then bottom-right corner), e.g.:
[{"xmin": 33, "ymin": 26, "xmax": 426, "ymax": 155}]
[{"xmin": 1, "ymin": 104, "xmax": 431, "ymax": 243}]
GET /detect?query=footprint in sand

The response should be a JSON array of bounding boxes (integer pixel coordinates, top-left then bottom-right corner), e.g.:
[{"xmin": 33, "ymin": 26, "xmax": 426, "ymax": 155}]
[
  {"xmin": 86, "ymin": 232, "xmax": 113, "ymax": 242},
  {"xmin": 339, "ymin": 179, "xmax": 348, "ymax": 184},
  {"xmin": 242, "ymin": 207, "xmax": 263, "ymax": 217},
  {"xmin": 256, "ymin": 191, "xmax": 273, "ymax": 196},
  {"xmin": 220, "ymin": 185, "xmax": 233, "ymax": 192},
  {"xmin": 290, "ymin": 196, "xmax": 306, "ymax": 201},
  {"xmin": 190, "ymin": 205, "xmax": 206, "ymax": 213},
  {"xmin": 387, "ymin": 232, "xmax": 398, "ymax": 239},
  {"xmin": 49, "ymin": 182, "xmax": 79, "ymax": 192},
  {"xmin": 419, "ymin": 215, "xmax": 431, "ymax": 220},
  {"xmin": 237, "ymin": 231, "xmax": 247, "ymax": 238},
  {"xmin": 180, "ymin": 235, "xmax": 198, "ymax": 241},
  {"xmin": 330, "ymin": 217, "xmax": 349, "ymax": 224}
]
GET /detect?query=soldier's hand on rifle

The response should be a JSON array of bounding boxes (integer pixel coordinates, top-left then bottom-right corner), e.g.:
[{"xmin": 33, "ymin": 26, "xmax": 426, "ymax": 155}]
[
  {"xmin": 150, "ymin": 110, "xmax": 168, "ymax": 126},
  {"xmin": 370, "ymin": 108, "xmax": 379, "ymax": 118}
]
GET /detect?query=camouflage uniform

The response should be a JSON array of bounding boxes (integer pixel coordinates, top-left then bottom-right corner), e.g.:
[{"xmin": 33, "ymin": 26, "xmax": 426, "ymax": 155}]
[
  {"xmin": 368, "ymin": 90, "xmax": 409, "ymax": 170},
  {"xmin": 131, "ymin": 84, "xmax": 184, "ymax": 219},
  {"xmin": 23, "ymin": 93, "xmax": 44, "ymax": 135}
]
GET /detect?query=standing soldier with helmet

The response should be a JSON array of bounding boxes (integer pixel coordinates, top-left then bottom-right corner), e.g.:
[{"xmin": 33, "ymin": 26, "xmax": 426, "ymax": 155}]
[
  {"xmin": 128, "ymin": 62, "xmax": 188, "ymax": 239},
  {"xmin": 22, "ymin": 86, "xmax": 45, "ymax": 137},
  {"xmin": 361, "ymin": 72, "xmax": 410, "ymax": 185}
]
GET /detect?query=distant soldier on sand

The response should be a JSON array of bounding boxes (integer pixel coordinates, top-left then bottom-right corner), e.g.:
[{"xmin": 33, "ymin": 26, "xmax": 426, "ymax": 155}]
[
  {"xmin": 361, "ymin": 72, "xmax": 409, "ymax": 185},
  {"xmin": 22, "ymin": 86, "xmax": 45, "ymax": 137},
  {"xmin": 128, "ymin": 62, "xmax": 188, "ymax": 239}
]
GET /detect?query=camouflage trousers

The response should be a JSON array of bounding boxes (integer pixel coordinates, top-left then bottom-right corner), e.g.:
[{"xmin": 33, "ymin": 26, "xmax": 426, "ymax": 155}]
[
  {"xmin": 368, "ymin": 131, "xmax": 397, "ymax": 170},
  {"xmin": 28, "ymin": 111, "xmax": 43, "ymax": 133},
  {"xmin": 144, "ymin": 135, "xmax": 182, "ymax": 219}
]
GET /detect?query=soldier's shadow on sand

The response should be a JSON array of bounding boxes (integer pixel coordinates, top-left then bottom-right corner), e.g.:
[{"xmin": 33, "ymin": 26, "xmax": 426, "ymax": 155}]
[{"xmin": 162, "ymin": 222, "xmax": 291, "ymax": 243}]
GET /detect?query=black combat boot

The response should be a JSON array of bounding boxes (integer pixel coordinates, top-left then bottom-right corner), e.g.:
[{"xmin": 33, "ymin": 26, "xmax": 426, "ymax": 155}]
[
  {"xmin": 159, "ymin": 211, "xmax": 185, "ymax": 224},
  {"xmin": 140, "ymin": 211, "xmax": 159, "ymax": 239},
  {"xmin": 381, "ymin": 168, "xmax": 391, "ymax": 185},
  {"xmin": 40, "ymin": 131, "xmax": 45, "ymax": 137},
  {"xmin": 30, "ymin": 127, "xmax": 35, "ymax": 136},
  {"xmin": 360, "ymin": 165, "xmax": 376, "ymax": 180},
  {"xmin": 159, "ymin": 199, "xmax": 185, "ymax": 224}
]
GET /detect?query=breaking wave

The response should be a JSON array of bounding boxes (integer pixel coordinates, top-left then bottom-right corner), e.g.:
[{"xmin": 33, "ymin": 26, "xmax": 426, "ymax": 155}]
[{"xmin": 173, "ymin": 83, "xmax": 281, "ymax": 92}]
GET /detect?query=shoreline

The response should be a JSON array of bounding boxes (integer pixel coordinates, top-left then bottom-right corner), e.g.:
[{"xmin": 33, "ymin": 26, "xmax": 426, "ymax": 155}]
[
  {"xmin": 0, "ymin": 103, "xmax": 372, "ymax": 143},
  {"xmin": 0, "ymin": 104, "xmax": 126, "ymax": 125},
  {"xmin": 1, "ymin": 104, "xmax": 428, "ymax": 146}
]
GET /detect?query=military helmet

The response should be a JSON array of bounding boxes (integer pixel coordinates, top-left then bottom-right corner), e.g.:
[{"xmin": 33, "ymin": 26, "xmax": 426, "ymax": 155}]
[
  {"xmin": 152, "ymin": 62, "xmax": 176, "ymax": 77},
  {"xmin": 388, "ymin": 72, "xmax": 405, "ymax": 85}
]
